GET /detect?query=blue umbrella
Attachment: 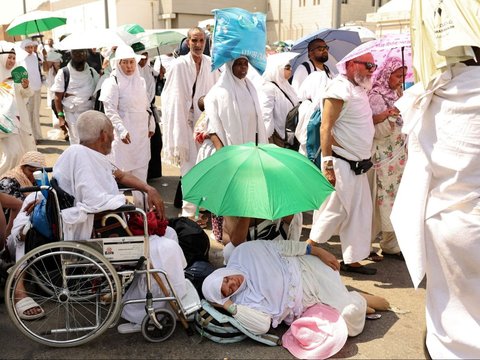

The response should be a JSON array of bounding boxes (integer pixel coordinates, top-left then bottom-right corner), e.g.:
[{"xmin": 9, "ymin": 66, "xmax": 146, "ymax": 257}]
[{"xmin": 290, "ymin": 28, "xmax": 361, "ymax": 75}]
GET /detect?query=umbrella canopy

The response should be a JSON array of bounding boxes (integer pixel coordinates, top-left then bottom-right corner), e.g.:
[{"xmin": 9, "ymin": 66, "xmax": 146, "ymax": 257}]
[
  {"xmin": 290, "ymin": 28, "xmax": 361, "ymax": 75},
  {"xmin": 336, "ymin": 33, "xmax": 413, "ymax": 86},
  {"xmin": 57, "ymin": 28, "xmax": 137, "ymax": 50},
  {"xmin": 410, "ymin": 0, "xmax": 480, "ymax": 87},
  {"xmin": 135, "ymin": 30, "xmax": 185, "ymax": 56},
  {"xmin": 338, "ymin": 25, "xmax": 376, "ymax": 43},
  {"xmin": 6, "ymin": 10, "xmax": 67, "ymax": 36},
  {"xmin": 182, "ymin": 142, "xmax": 335, "ymax": 220},
  {"xmin": 119, "ymin": 23, "xmax": 145, "ymax": 35}
]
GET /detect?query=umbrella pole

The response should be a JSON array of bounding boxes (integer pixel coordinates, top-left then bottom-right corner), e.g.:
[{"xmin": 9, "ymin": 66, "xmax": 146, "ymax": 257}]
[
  {"xmin": 401, "ymin": 46, "xmax": 405, "ymax": 90},
  {"xmin": 255, "ymin": 132, "xmax": 258, "ymax": 146}
]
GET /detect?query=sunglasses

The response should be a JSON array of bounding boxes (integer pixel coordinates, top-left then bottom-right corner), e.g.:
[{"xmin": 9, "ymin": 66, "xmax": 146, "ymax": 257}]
[
  {"xmin": 353, "ymin": 61, "xmax": 377, "ymax": 71},
  {"xmin": 312, "ymin": 45, "xmax": 329, "ymax": 52}
]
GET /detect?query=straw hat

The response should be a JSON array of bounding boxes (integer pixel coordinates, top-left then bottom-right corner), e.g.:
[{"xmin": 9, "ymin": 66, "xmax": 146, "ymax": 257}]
[
  {"xmin": 282, "ymin": 304, "xmax": 348, "ymax": 359},
  {"xmin": 19, "ymin": 151, "xmax": 47, "ymax": 168}
]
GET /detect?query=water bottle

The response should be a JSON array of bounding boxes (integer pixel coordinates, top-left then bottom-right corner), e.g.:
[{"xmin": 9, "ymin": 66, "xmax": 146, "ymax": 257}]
[
  {"xmin": 33, "ymin": 170, "xmax": 43, "ymax": 187},
  {"xmin": 33, "ymin": 170, "xmax": 49, "ymax": 198}
]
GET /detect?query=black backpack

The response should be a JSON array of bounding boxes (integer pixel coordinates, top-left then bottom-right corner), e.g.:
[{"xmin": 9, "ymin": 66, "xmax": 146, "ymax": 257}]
[
  {"xmin": 168, "ymin": 217, "xmax": 210, "ymax": 267},
  {"xmin": 270, "ymin": 81, "xmax": 301, "ymax": 150}
]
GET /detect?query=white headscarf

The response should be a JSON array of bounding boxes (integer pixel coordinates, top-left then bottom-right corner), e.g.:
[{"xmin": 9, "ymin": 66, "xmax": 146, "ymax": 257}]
[
  {"xmin": 205, "ymin": 56, "xmax": 267, "ymax": 146},
  {"xmin": 106, "ymin": 59, "xmax": 149, "ymax": 113},
  {"xmin": 202, "ymin": 241, "xmax": 304, "ymax": 328},
  {"xmin": 0, "ymin": 42, "xmax": 16, "ymax": 81},
  {"xmin": 262, "ymin": 53, "xmax": 299, "ymax": 104}
]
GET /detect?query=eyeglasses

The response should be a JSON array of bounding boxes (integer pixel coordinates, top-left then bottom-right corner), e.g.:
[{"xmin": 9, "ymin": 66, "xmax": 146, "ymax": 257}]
[
  {"xmin": 312, "ymin": 45, "xmax": 329, "ymax": 52},
  {"xmin": 353, "ymin": 61, "xmax": 377, "ymax": 71}
]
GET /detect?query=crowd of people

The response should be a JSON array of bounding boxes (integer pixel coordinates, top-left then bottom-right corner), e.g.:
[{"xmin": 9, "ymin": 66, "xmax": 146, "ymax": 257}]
[{"xmin": 1, "ymin": 0, "xmax": 479, "ymax": 357}]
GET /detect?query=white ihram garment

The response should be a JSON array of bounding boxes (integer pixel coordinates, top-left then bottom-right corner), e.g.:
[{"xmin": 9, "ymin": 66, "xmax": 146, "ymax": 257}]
[
  {"xmin": 100, "ymin": 67, "xmax": 153, "ymax": 176},
  {"xmin": 391, "ymin": 64, "xmax": 480, "ymax": 359},
  {"xmin": 309, "ymin": 75, "xmax": 374, "ymax": 264},
  {"xmin": 204, "ymin": 58, "xmax": 267, "ymax": 147}
]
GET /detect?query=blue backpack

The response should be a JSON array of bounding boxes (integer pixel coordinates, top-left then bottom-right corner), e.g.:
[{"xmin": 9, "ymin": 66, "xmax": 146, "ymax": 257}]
[{"xmin": 306, "ymin": 107, "xmax": 322, "ymax": 169}]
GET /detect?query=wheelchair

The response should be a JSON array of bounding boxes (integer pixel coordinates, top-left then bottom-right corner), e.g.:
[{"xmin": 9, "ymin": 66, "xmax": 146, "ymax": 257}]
[{"xmin": 4, "ymin": 180, "xmax": 201, "ymax": 348}]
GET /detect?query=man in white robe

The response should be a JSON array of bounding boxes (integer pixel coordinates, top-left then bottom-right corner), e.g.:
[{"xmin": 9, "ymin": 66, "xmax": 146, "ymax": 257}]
[
  {"xmin": 51, "ymin": 49, "xmax": 99, "ymax": 144},
  {"xmin": 54, "ymin": 110, "xmax": 186, "ymax": 330},
  {"xmin": 161, "ymin": 27, "xmax": 220, "ymax": 217},
  {"xmin": 21, "ymin": 39, "xmax": 42, "ymax": 141},
  {"xmin": 291, "ymin": 38, "xmax": 332, "ymax": 95},
  {"xmin": 309, "ymin": 53, "xmax": 376, "ymax": 275},
  {"xmin": 391, "ymin": 0, "xmax": 480, "ymax": 354}
]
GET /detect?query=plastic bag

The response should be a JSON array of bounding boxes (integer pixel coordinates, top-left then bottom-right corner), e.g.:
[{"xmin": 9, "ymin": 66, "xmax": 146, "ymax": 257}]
[
  {"xmin": 211, "ymin": 7, "xmax": 267, "ymax": 74},
  {"xmin": 0, "ymin": 82, "xmax": 18, "ymax": 134}
]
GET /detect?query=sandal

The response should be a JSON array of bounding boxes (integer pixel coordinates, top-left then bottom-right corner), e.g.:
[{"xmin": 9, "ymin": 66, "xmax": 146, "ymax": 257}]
[
  {"xmin": 382, "ymin": 251, "xmax": 405, "ymax": 261},
  {"xmin": 340, "ymin": 262, "xmax": 377, "ymax": 275},
  {"xmin": 15, "ymin": 297, "xmax": 45, "ymax": 320},
  {"xmin": 367, "ymin": 251, "xmax": 384, "ymax": 262}
]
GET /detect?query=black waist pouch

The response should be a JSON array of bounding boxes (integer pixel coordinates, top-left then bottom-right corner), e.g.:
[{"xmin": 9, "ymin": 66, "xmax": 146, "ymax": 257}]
[{"xmin": 332, "ymin": 151, "xmax": 373, "ymax": 175}]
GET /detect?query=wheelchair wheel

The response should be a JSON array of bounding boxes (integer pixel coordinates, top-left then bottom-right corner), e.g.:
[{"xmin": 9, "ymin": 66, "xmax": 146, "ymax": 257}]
[
  {"xmin": 5, "ymin": 242, "xmax": 122, "ymax": 347},
  {"xmin": 141, "ymin": 308, "xmax": 176, "ymax": 343}
]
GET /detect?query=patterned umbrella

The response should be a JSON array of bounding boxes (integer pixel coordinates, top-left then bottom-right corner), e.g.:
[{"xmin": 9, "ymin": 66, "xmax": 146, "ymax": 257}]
[{"xmin": 336, "ymin": 33, "xmax": 413, "ymax": 87}]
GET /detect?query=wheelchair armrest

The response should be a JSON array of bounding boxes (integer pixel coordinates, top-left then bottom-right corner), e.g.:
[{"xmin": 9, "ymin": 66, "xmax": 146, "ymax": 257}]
[{"xmin": 113, "ymin": 204, "xmax": 137, "ymax": 212}]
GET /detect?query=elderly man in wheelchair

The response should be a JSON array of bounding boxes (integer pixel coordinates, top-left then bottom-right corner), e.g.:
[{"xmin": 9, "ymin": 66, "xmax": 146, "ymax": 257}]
[{"xmin": 6, "ymin": 110, "xmax": 200, "ymax": 346}]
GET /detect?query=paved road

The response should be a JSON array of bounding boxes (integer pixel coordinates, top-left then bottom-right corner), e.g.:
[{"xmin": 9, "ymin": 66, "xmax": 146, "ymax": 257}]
[{"xmin": 0, "ymin": 93, "xmax": 428, "ymax": 359}]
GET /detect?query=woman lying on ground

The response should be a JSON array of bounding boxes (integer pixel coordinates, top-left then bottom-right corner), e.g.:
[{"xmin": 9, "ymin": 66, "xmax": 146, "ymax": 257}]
[{"xmin": 202, "ymin": 239, "xmax": 389, "ymax": 336}]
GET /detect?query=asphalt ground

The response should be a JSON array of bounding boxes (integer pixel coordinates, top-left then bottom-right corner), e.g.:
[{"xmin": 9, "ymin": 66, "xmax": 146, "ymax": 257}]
[{"xmin": 0, "ymin": 91, "xmax": 428, "ymax": 359}]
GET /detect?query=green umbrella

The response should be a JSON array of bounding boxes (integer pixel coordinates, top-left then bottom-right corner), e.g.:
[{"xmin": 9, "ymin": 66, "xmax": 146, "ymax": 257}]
[
  {"xmin": 6, "ymin": 10, "xmax": 67, "ymax": 36},
  {"xmin": 182, "ymin": 142, "xmax": 335, "ymax": 220},
  {"xmin": 119, "ymin": 23, "xmax": 145, "ymax": 35}
]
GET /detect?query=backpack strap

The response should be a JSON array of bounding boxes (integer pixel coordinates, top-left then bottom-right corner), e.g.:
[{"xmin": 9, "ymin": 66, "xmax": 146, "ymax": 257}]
[
  {"xmin": 270, "ymin": 81, "xmax": 295, "ymax": 106},
  {"xmin": 62, "ymin": 67, "xmax": 70, "ymax": 93},
  {"xmin": 302, "ymin": 61, "xmax": 312, "ymax": 75}
]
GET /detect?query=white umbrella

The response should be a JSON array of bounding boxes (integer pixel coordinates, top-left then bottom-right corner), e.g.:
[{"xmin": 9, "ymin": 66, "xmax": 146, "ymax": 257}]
[
  {"xmin": 135, "ymin": 30, "xmax": 185, "ymax": 57},
  {"xmin": 57, "ymin": 28, "xmax": 137, "ymax": 50},
  {"xmin": 338, "ymin": 26, "xmax": 376, "ymax": 43}
]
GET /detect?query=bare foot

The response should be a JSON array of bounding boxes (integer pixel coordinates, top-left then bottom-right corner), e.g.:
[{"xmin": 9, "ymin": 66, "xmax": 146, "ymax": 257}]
[{"xmin": 361, "ymin": 293, "xmax": 390, "ymax": 311}]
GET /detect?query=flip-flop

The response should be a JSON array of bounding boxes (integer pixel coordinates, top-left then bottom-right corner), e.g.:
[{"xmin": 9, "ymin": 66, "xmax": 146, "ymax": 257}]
[
  {"xmin": 15, "ymin": 297, "xmax": 45, "ymax": 320},
  {"xmin": 117, "ymin": 322, "xmax": 141, "ymax": 334}
]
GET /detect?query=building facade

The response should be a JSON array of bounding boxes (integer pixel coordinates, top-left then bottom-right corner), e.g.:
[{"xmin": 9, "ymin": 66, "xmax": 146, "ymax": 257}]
[{"xmin": 2, "ymin": 0, "xmax": 398, "ymax": 44}]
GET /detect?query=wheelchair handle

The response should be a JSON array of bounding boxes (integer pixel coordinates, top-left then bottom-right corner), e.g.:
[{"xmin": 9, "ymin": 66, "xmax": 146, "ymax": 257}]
[{"xmin": 19, "ymin": 186, "xmax": 42, "ymax": 193}]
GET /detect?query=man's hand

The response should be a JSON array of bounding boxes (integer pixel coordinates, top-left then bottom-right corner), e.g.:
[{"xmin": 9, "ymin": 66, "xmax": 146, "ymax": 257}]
[
  {"xmin": 307, "ymin": 239, "xmax": 340, "ymax": 271},
  {"xmin": 24, "ymin": 199, "xmax": 41, "ymax": 216},
  {"xmin": 323, "ymin": 168, "xmax": 336, "ymax": 186},
  {"xmin": 145, "ymin": 185, "xmax": 166, "ymax": 220},
  {"xmin": 122, "ymin": 133, "xmax": 131, "ymax": 144}
]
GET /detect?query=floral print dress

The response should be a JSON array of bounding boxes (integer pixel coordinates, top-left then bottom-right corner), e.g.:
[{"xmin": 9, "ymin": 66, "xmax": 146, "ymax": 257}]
[{"xmin": 368, "ymin": 58, "xmax": 407, "ymax": 233}]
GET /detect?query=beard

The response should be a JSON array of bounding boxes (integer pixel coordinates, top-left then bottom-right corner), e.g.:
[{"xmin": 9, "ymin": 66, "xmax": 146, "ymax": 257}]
[
  {"xmin": 314, "ymin": 54, "xmax": 329, "ymax": 63},
  {"xmin": 353, "ymin": 72, "xmax": 373, "ymax": 91}
]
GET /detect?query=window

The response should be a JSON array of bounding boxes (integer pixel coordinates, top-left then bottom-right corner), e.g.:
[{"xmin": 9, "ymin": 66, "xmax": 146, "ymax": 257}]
[{"xmin": 341, "ymin": 0, "xmax": 348, "ymax": 4}]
